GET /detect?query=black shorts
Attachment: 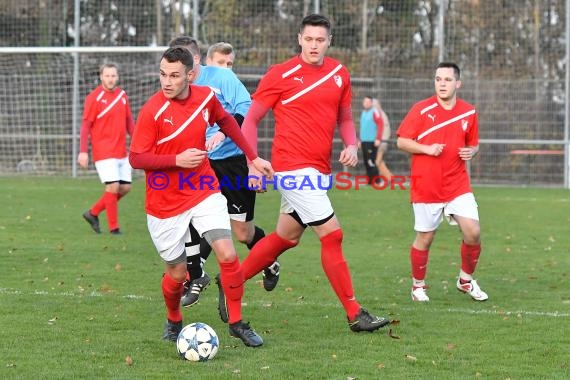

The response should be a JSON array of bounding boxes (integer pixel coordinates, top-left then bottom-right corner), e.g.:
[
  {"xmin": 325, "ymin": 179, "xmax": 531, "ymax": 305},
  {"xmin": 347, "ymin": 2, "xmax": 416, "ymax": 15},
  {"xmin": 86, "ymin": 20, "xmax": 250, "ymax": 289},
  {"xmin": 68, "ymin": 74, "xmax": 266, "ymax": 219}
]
[{"xmin": 210, "ymin": 155, "xmax": 256, "ymax": 222}]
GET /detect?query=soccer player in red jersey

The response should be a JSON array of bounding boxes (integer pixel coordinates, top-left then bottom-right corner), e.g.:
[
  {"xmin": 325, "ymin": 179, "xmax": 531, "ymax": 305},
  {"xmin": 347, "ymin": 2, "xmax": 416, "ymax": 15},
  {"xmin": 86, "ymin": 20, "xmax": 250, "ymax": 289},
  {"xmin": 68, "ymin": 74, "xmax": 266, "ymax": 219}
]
[
  {"xmin": 397, "ymin": 62, "xmax": 488, "ymax": 302},
  {"xmin": 78, "ymin": 63, "xmax": 134, "ymax": 234},
  {"xmin": 225, "ymin": 14, "xmax": 390, "ymax": 333},
  {"xmin": 129, "ymin": 47, "xmax": 272, "ymax": 347}
]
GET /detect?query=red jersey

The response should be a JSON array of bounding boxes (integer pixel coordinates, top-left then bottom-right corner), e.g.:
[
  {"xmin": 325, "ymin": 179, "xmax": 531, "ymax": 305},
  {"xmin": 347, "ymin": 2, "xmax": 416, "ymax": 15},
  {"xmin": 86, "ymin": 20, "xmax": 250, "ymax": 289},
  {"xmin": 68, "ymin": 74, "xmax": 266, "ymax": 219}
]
[
  {"xmin": 82, "ymin": 85, "xmax": 133, "ymax": 161},
  {"xmin": 130, "ymin": 85, "xmax": 226, "ymax": 218},
  {"xmin": 252, "ymin": 55, "xmax": 352, "ymax": 174},
  {"xmin": 397, "ymin": 95, "xmax": 479, "ymax": 203}
]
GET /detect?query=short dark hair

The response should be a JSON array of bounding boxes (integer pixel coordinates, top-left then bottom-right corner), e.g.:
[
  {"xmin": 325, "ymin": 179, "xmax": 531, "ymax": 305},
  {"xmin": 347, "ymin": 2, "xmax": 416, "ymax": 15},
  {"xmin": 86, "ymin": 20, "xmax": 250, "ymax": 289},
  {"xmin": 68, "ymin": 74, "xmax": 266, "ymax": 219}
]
[
  {"xmin": 300, "ymin": 14, "xmax": 331, "ymax": 34},
  {"xmin": 162, "ymin": 47, "xmax": 194, "ymax": 72},
  {"xmin": 168, "ymin": 35, "xmax": 200, "ymax": 56},
  {"xmin": 436, "ymin": 62, "xmax": 460, "ymax": 80}
]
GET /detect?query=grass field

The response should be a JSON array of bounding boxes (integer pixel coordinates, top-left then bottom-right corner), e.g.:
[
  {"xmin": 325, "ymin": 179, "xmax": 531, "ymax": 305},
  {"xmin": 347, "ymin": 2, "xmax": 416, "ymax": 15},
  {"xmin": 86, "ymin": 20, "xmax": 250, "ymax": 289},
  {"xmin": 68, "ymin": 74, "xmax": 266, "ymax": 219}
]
[{"xmin": 1, "ymin": 177, "xmax": 569, "ymax": 379}]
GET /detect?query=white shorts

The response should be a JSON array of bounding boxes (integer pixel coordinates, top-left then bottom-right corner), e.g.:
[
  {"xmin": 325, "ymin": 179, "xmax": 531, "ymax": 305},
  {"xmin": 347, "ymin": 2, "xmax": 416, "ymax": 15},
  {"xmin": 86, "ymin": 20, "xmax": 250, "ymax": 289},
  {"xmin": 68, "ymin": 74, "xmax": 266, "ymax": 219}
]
[
  {"xmin": 413, "ymin": 192, "xmax": 479, "ymax": 232},
  {"xmin": 276, "ymin": 168, "xmax": 334, "ymax": 224},
  {"xmin": 94, "ymin": 157, "xmax": 132, "ymax": 183},
  {"xmin": 146, "ymin": 193, "xmax": 231, "ymax": 264}
]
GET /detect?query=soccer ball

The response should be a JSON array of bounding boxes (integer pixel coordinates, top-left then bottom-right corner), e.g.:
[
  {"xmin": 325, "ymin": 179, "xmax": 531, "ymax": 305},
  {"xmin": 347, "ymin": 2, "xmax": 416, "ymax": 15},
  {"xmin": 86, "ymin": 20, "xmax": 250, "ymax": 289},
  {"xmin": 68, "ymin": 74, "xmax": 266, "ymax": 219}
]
[{"xmin": 176, "ymin": 322, "xmax": 219, "ymax": 362}]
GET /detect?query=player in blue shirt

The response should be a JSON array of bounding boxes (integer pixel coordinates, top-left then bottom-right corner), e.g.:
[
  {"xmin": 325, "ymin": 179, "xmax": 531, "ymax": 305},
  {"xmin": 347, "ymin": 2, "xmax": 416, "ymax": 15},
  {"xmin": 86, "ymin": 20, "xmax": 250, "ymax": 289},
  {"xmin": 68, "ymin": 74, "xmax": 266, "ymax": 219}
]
[{"xmin": 168, "ymin": 36, "xmax": 280, "ymax": 308}]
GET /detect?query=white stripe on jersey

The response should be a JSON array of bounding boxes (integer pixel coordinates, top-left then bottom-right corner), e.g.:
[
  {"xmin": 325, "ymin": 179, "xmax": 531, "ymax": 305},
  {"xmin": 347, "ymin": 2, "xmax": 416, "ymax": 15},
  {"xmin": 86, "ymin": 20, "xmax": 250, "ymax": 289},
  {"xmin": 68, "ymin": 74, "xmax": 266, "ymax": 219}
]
[
  {"xmin": 153, "ymin": 101, "xmax": 171, "ymax": 121},
  {"xmin": 96, "ymin": 91, "xmax": 105, "ymax": 102},
  {"xmin": 281, "ymin": 64, "xmax": 302, "ymax": 78},
  {"xmin": 417, "ymin": 109, "xmax": 476, "ymax": 141},
  {"xmin": 420, "ymin": 102, "xmax": 438, "ymax": 115},
  {"xmin": 157, "ymin": 90, "xmax": 215, "ymax": 145},
  {"xmin": 96, "ymin": 90, "xmax": 125, "ymax": 119},
  {"xmin": 281, "ymin": 64, "xmax": 343, "ymax": 105}
]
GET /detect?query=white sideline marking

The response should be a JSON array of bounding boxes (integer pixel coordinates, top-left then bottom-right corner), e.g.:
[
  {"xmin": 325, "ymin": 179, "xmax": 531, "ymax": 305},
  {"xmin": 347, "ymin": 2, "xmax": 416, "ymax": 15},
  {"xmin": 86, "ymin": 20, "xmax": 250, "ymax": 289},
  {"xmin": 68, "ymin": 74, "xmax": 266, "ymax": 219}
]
[
  {"xmin": 2, "ymin": 287, "xmax": 568, "ymax": 318},
  {"xmin": 0, "ymin": 287, "xmax": 153, "ymax": 301},
  {"xmin": 401, "ymin": 306, "xmax": 570, "ymax": 318}
]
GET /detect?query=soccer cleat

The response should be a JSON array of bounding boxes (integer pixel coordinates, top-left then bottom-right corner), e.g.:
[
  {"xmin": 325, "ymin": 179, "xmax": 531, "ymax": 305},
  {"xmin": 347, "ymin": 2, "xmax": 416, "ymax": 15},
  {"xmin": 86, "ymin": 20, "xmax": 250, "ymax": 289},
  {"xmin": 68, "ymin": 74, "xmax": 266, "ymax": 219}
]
[
  {"xmin": 82, "ymin": 211, "xmax": 101, "ymax": 234},
  {"xmin": 229, "ymin": 321, "xmax": 263, "ymax": 347},
  {"xmin": 262, "ymin": 261, "xmax": 280, "ymax": 291},
  {"xmin": 162, "ymin": 319, "xmax": 183, "ymax": 342},
  {"xmin": 456, "ymin": 279, "xmax": 489, "ymax": 301},
  {"xmin": 215, "ymin": 274, "xmax": 229, "ymax": 323},
  {"xmin": 348, "ymin": 308, "xmax": 391, "ymax": 332},
  {"xmin": 411, "ymin": 286, "xmax": 430, "ymax": 302},
  {"xmin": 181, "ymin": 272, "xmax": 211, "ymax": 308},
  {"xmin": 110, "ymin": 228, "xmax": 122, "ymax": 235}
]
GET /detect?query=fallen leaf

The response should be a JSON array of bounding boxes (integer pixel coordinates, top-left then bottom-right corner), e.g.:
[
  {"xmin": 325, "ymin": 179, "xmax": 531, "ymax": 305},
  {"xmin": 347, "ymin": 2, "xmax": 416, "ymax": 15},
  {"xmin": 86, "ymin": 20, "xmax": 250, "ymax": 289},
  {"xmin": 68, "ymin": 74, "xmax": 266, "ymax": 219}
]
[
  {"xmin": 114, "ymin": 263, "xmax": 122, "ymax": 272},
  {"xmin": 388, "ymin": 329, "xmax": 400, "ymax": 339},
  {"xmin": 446, "ymin": 343, "xmax": 456, "ymax": 350},
  {"xmin": 405, "ymin": 354, "xmax": 417, "ymax": 361},
  {"xmin": 377, "ymin": 363, "xmax": 385, "ymax": 369},
  {"xmin": 125, "ymin": 356, "xmax": 133, "ymax": 366}
]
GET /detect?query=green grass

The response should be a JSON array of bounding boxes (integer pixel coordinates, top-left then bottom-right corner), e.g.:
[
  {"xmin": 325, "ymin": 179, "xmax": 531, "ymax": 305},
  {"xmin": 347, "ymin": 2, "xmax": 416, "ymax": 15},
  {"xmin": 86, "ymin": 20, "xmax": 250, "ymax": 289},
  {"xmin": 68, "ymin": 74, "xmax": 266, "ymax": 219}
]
[{"xmin": 1, "ymin": 177, "xmax": 569, "ymax": 379}]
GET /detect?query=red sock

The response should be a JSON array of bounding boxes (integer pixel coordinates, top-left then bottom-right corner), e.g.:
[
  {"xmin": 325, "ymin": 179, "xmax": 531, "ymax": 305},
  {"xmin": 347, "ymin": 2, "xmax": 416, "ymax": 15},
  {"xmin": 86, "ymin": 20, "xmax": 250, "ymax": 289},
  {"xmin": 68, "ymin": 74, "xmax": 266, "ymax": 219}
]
[
  {"xmin": 219, "ymin": 257, "xmax": 244, "ymax": 324},
  {"xmin": 461, "ymin": 242, "xmax": 481, "ymax": 275},
  {"xmin": 162, "ymin": 273, "xmax": 184, "ymax": 322},
  {"xmin": 410, "ymin": 246, "xmax": 429, "ymax": 281},
  {"xmin": 90, "ymin": 194, "xmax": 106, "ymax": 216},
  {"xmin": 320, "ymin": 229, "xmax": 360, "ymax": 320},
  {"xmin": 241, "ymin": 232, "xmax": 296, "ymax": 280},
  {"xmin": 103, "ymin": 191, "xmax": 119, "ymax": 230}
]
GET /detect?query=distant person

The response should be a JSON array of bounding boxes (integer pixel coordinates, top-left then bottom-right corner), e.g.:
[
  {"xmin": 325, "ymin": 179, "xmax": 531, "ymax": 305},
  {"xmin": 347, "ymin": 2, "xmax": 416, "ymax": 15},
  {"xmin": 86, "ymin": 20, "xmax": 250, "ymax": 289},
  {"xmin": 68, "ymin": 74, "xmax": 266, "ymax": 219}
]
[
  {"xmin": 396, "ymin": 62, "xmax": 488, "ymax": 302},
  {"xmin": 78, "ymin": 62, "xmax": 134, "ymax": 235},
  {"xmin": 206, "ymin": 42, "xmax": 235, "ymax": 69},
  {"xmin": 129, "ymin": 46, "xmax": 272, "ymax": 347},
  {"xmin": 359, "ymin": 95, "xmax": 383, "ymax": 184},
  {"xmin": 167, "ymin": 36, "xmax": 279, "ymax": 309},
  {"xmin": 226, "ymin": 14, "xmax": 391, "ymax": 333},
  {"xmin": 372, "ymin": 98, "xmax": 394, "ymax": 181}
]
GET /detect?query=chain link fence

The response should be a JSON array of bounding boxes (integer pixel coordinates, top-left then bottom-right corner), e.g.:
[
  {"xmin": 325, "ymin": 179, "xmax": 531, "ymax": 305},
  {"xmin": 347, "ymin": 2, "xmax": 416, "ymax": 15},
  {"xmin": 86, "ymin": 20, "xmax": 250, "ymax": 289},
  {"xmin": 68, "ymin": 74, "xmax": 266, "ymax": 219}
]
[{"xmin": 0, "ymin": 0, "xmax": 568, "ymax": 186}]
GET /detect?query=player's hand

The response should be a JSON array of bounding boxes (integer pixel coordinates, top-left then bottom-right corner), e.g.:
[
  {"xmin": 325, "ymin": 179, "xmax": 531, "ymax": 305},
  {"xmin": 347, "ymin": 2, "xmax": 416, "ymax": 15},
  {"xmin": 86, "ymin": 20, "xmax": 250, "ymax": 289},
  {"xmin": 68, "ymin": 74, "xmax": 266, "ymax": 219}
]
[
  {"xmin": 373, "ymin": 139, "xmax": 381, "ymax": 148},
  {"xmin": 205, "ymin": 132, "xmax": 225, "ymax": 151},
  {"xmin": 425, "ymin": 143, "xmax": 446, "ymax": 156},
  {"xmin": 339, "ymin": 145, "xmax": 358, "ymax": 167},
  {"xmin": 247, "ymin": 165, "xmax": 267, "ymax": 193},
  {"xmin": 77, "ymin": 152, "xmax": 89, "ymax": 169},
  {"xmin": 176, "ymin": 148, "xmax": 207, "ymax": 168},
  {"xmin": 458, "ymin": 147, "xmax": 475, "ymax": 161},
  {"xmin": 251, "ymin": 157, "xmax": 274, "ymax": 179}
]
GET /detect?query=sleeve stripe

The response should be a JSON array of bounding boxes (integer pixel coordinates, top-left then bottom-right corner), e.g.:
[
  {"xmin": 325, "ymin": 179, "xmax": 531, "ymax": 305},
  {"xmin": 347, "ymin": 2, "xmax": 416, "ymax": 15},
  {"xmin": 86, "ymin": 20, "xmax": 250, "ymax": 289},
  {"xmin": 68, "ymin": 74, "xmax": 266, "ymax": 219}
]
[{"xmin": 153, "ymin": 101, "xmax": 171, "ymax": 121}]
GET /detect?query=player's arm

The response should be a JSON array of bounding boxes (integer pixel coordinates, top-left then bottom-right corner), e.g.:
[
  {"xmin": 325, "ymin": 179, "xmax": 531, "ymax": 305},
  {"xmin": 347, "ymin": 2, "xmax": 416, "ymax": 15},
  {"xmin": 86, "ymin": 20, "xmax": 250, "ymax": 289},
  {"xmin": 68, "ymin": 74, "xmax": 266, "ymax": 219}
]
[
  {"xmin": 217, "ymin": 106, "xmax": 273, "ymax": 177},
  {"xmin": 458, "ymin": 144, "xmax": 479, "ymax": 161},
  {"xmin": 337, "ymin": 105, "xmax": 358, "ymax": 167},
  {"xmin": 397, "ymin": 137, "xmax": 445, "ymax": 157},
  {"xmin": 77, "ymin": 119, "xmax": 93, "ymax": 169},
  {"xmin": 373, "ymin": 109, "xmax": 384, "ymax": 147}
]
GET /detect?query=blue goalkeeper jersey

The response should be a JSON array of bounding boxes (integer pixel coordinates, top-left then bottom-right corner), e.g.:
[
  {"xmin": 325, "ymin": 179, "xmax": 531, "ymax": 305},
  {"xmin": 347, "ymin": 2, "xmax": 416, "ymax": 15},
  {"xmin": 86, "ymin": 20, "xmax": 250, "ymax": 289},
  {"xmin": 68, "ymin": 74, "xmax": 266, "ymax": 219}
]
[{"xmin": 194, "ymin": 65, "xmax": 251, "ymax": 160}]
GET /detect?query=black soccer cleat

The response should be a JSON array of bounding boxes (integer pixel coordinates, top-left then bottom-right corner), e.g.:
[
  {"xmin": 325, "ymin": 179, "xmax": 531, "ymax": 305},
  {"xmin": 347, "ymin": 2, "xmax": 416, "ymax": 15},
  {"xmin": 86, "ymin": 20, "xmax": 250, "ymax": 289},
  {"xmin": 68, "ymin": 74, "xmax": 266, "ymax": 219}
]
[
  {"xmin": 162, "ymin": 319, "xmax": 183, "ymax": 342},
  {"xmin": 82, "ymin": 211, "xmax": 101, "ymax": 234},
  {"xmin": 110, "ymin": 228, "xmax": 122, "ymax": 235},
  {"xmin": 229, "ymin": 321, "xmax": 263, "ymax": 347},
  {"xmin": 215, "ymin": 274, "xmax": 229, "ymax": 323},
  {"xmin": 348, "ymin": 308, "xmax": 391, "ymax": 332},
  {"xmin": 262, "ymin": 261, "xmax": 280, "ymax": 291},
  {"xmin": 181, "ymin": 272, "xmax": 211, "ymax": 308}
]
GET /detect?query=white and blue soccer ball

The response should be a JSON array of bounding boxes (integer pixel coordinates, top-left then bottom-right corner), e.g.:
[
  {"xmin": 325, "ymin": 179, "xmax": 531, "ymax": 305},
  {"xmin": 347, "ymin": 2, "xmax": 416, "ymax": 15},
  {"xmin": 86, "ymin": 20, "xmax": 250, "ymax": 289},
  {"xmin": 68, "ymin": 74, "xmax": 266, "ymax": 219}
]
[{"xmin": 176, "ymin": 322, "xmax": 219, "ymax": 362}]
